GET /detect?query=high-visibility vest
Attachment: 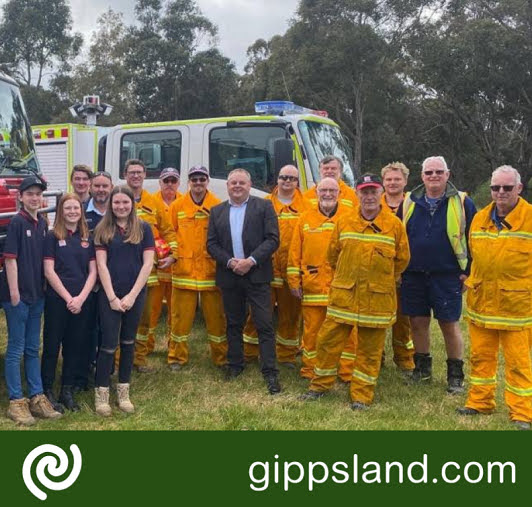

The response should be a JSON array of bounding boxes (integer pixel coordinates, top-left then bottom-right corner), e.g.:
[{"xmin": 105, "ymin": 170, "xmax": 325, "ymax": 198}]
[{"xmin": 402, "ymin": 191, "xmax": 468, "ymax": 270}]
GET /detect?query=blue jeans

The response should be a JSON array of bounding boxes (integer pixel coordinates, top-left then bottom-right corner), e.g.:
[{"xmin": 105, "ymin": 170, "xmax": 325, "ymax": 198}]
[{"xmin": 3, "ymin": 298, "xmax": 45, "ymax": 400}]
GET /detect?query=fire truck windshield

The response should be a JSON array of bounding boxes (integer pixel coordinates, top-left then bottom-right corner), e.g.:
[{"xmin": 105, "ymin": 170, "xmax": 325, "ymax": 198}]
[
  {"xmin": 0, "ymin": 77, "xmax": 39, "ymax": 176},
  {"xmin": 298, "ymin": 120, "xmax": 356, "ymax": 186}
]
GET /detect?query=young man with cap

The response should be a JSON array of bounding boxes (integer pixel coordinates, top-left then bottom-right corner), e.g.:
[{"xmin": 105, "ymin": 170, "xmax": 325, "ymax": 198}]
[
  {"xmin": 1, "ymin": 176, "xmax": 63, "ymax": 425},
  {"xmin": 300, "ymin": 174, "xmax": 410, "ymax": 410},
  {"xmin": 124, "ymin": 159, "xmax": 178, "ymax": 372},
  {"xmin": 167, "ymin": 165, "xmax": 226, "ymax": 370}
]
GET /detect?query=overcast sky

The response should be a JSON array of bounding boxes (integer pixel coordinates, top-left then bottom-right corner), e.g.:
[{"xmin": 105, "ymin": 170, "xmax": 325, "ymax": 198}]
[{"xmin": 66, "ymin": 0, "xmax": 300, "ymax": 72}]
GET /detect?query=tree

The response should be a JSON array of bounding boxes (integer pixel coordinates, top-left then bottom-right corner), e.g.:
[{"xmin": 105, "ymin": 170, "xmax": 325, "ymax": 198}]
[{"xmin": 0, "ymin": 0, "xmax": 82, "ymax": 88}]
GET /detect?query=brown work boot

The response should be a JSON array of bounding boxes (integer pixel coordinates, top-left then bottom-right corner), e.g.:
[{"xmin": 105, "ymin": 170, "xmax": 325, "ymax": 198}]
[
  {"xmin": 29, "ymin": 393, "xmax": 63, "ymax": 419},
  {"xmin": 7, "ymin": 398, "xmax": 36, "ymax": 426},
  {"xmin": 116, "ymin": 383, "xmax": 135, "ymax": 413},
  {"xmin": 94, "ymin": 387, "xmax": 112, "ymax": 417}
]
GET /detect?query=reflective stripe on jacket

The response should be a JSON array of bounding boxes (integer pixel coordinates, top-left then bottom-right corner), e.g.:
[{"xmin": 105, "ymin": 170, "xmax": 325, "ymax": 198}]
[
  {"xmin": 326, "ymin": 207, "xmax": 410, "ymax": 328},
  {"xmin": 266, "ymin": 187, "xmax": 309, "ymax": 288},
  {"xmin": 169, "ymin": 190, "xmax": 221, "ymax": 291},
  {"xmin": 464, "ymin": 197, "xmax": 532, "ymax": 330},
  {"xmin": 303, "ymin": 180, "xmax": 358, "ymax": 209},
  {"xmin": 135, "ymin": 189, "xmax": 178, "ymax": 286},
  {"xmin": 287, "ymin": 204, "xmax": 349, "ymax": 306}
]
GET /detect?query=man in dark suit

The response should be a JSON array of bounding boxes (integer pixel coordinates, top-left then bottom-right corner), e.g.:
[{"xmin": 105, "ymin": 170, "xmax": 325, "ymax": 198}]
[{"xmin": 207, "ymin": 168, "xmax": 281, "ymax": 394}]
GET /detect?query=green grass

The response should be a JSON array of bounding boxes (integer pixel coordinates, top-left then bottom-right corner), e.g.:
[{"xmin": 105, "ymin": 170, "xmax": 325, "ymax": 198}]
[{"xmin": 0, "ymin": 309, "xmax": 514, "ymax": 431}]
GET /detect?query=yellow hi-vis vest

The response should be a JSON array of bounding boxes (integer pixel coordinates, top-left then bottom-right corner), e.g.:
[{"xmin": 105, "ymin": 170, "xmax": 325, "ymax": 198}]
[{"xmin": 402, "ymin": 191, "xmax": 468, "ymax": 271}]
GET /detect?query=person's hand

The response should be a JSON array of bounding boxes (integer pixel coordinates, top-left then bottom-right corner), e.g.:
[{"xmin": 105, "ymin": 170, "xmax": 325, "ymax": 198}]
[
  {"xmin": 227, "ymin": 258, "xmax": 238, "ymax": 270},
  {"xmin": 290, "ymin": 287, "xmax": 302, "ymax": 299},
  {"xmin": 233, "ymin": 258, "xmax": 254, "ymax": 276},
  {"xmin": 158, "ymin": 256, "xmax": 175, "ymax": 269},
  {"xmin": 120, "ymin": 293, "xmax": 136, "ymax": 311},
  {"xmin": 110, "ymin": 297, "xmax": 124, "ymax": 312},
  {"xmin": 459, "ymin": 274, "xmax": 468, "ymax": 293},
  {"xmin": 67, "ymin": 296, "xmax": 84, "ymax": 314},
  {"xmin": 10, "ymin": 291, "xmax": 20, "ymax": 306}
]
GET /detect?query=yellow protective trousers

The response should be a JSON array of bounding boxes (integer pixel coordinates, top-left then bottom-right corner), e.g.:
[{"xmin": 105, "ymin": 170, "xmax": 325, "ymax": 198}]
[
  {"xmin": 243, "ymin": 282, "xmax": 301, "ymax": 364},
  {"xmin": 147, "ymin": 280, "xmax": 173, "ymax": 353},
  {"xmin": 382, "ymin": 290, "xmax": 414, "ymax": 371},
  {"xmin": 309, "ymin": 318, "xmax": 386, "ymax": 405},
  {"xmin": 134, "ymin": 286, "xmax": 156, "ymax": 367},
  {"xmin": 300, "ymin": 306, "xmax": 356, "ymax": 381},
  {"xmin": 168, "ymin": 288, "xmax": 227, "ymax": 366},
  {"xmin": 465, "ymin": 322, "xmax": 532, "ymax": 422}
]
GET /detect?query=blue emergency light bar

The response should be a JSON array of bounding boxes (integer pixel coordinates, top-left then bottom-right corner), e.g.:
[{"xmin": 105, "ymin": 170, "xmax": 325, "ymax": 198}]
[{"xmin": 254, "ymin": 101, "xmax": 328, "ymax": 117}]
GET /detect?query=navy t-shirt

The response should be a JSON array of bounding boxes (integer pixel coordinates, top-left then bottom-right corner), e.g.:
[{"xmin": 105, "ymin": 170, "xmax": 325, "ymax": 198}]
[
  {"xmin": 95, "ymin": 221, "xmax": 155, "ymax": 297},
  {"xmin": 0, "ymin": 210, "xmax": 47, "ymax": 304},
  {"xmin": 43, "ymin": 230, "xmax": 95, "ymax": 298}
]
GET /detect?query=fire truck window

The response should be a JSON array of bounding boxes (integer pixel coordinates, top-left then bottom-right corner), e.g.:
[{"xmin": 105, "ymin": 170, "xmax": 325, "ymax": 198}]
[
  {"xmin": 120, "ymin": 130, "xmax": 181, "ymax": 179},
  {"xmin": 209, "ymin": 126, "xmax": 286, "ymax": 192}
]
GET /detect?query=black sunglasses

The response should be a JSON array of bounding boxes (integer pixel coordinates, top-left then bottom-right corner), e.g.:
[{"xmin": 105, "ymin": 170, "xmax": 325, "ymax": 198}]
[
  {"xmin": 423, "ymin": 170, "xmax": 445, "ymax": 176},
  {"xmin": 490, "ymin": 185, "xmax": 515, "ymax": 192},
  {"xmin": 278, "ymin": 175, "xmax": 299, "ymax": 182},
  {"xmin": 162, "ymin": 177, "xmax": 178, "ymax": 184},
  {"xmin": 190, "ymin": 176, "xmax": 208, "ymax": 183}
]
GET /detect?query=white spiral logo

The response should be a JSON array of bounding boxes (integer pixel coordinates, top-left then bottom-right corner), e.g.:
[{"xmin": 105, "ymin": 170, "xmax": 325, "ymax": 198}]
[{"xmin": 22, "ymin": 444, "xmax": 82, "ymax": 501}]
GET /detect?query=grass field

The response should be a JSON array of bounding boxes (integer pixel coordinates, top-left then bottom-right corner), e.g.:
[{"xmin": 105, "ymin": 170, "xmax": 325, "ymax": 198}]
[{"xmin": 0, "ymin": 308, "xmax": 515, "ymax": 431}]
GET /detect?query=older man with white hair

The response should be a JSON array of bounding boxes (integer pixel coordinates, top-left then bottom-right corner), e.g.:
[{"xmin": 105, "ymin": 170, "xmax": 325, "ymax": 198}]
[
  {"xmin": 397, "ymin": 156, "xmax": 477, "ymax": 394},
  {"xmin": 457, "ymin": 165, "xmax": 532, "ymax": 430}
]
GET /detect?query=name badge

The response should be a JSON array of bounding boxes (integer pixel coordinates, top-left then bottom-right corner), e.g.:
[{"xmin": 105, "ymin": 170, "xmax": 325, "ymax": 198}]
[
  {"xmin": 58, "ymin": 240, "xmax": 66, "ymax": 247},
  {"xmin": 26, "ymin": 230, "xmax": 31, "ymax": 237}
]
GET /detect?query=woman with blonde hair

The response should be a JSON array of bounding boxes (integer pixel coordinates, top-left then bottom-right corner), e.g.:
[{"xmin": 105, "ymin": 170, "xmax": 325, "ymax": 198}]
[
  {"xmin": 93, "ymin": 186, "xmax": 154, "ymax": 416},
  {"xmin": 42, "ymin": 192, "xmax": 97, "ymax": 412}
]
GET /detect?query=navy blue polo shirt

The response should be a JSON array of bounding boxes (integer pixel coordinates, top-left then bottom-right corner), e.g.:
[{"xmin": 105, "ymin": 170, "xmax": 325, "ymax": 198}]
[
  {"xmin": 0, "ymin": 210, "xmax": 47, "ymax": 304},
  {"xmin": 84, "ymin": 199, "xmax": 105, "ymax": 232},
  {"xmin": 44, "ymin": 230, "xmax": 95, "ymax": 298},
  {"xmin": 95, "ymin": 221, "xmax": 155, "ymax": 297}
]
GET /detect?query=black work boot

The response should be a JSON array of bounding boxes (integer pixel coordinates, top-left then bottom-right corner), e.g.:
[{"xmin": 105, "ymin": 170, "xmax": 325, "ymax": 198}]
[
  {"xmin": 59, "ymin": 385, "xmax": 80, "ymax": 412},
  {"xmin": 446, "ymin": 359, "xmax": 465, "ymax": 395},
  {"xmin": 411, "ymin": 353, "xmax": 432, "ymax": 383},
  {"xmin": 44, "ymin": 388, "xmax": 65, "ymax": 414}
]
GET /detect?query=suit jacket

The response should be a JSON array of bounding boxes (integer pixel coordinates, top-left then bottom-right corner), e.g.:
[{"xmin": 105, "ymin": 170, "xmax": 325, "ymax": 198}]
[{"xmin": 207, "ymin": 195, "xmax": 280, "ymax": 288}]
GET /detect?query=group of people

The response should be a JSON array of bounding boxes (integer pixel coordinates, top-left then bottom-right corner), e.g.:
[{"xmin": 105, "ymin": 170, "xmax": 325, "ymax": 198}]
[{"xmin": 1, "ymin": 154, "xmax": 531, "ymax": 431}]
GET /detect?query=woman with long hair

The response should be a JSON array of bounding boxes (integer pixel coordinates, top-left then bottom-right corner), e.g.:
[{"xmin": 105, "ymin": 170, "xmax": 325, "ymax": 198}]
[
  {"xmin": 42, "ymin": 192, "xmax": 97, "ymax": 412},
  {"xmin": 93, "ymin": 185, "xmax": 154, "ymax": 416}
]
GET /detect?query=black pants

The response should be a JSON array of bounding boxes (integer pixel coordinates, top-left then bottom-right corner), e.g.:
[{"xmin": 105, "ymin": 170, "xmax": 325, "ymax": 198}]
[
  {"xmin": 95, "ymin": 288, "xmax": 146, "ymax": 388},
  {"xmin": 41, "ymin": 291, "xmax": 92, "ymax": 389},
  {"xmin": 221, "ymin": 279, "xmax": 278, "ymax": 376}
]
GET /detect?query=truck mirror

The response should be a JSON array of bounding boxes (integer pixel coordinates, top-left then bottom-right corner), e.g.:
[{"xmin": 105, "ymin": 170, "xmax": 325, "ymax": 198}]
[{"xmin": 273, "ymin": 138, "xmax": 295, "ymax": 176}]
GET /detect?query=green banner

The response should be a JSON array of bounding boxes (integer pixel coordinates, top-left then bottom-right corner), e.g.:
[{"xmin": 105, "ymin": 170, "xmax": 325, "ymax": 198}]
[{"xmin": 1, "ymin": 432, "xmax": 530, "ymax": 505}]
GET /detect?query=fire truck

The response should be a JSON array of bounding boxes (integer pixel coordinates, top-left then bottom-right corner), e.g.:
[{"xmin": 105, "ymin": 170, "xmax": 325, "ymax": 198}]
[
  {"xmin": 33, "ymin": 99, "xmax": 357, "ymax": 198},
  {"xmin": 0, "ymin": 71, "xmax": 59, "ymax": 265}
]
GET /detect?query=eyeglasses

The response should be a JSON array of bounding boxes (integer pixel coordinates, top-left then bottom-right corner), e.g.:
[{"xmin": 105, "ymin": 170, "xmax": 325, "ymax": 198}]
[
  {"xmin": 490, "ymin": 185, "xmax": 515, "ymax": 192},
  {"xmin": 423, "ymin": 170, "xmax": 446, "ymax": 176},
  {"xmin": 162, "ymin": 177, "xmax": 178, "ymax": 184},
  {"xmin": 190, "ymin": 176, "xmax": 208, "ymax": 183},
  {"xmin": 126, "ymin": 171, "xmax": 144, "ymax": 177},
  {"xmin": 278, "ymin": 175, "xmax": 299, "ymax": 182}
]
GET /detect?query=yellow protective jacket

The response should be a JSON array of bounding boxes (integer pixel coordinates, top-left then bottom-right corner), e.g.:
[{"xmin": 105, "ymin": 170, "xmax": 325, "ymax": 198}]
[
  {"xmin": 266, "ymin": 187, "xmax": 309, "ymax": 288},
  {"xmin": 153, "ymin": 190, "xmax": 182, "ymax": 283},
  {"xmin": 381, "ymin": 193, "xmax": 404, "ymax": 215},
  {"xmin": 303, "ymin": 180, "xmax": 358, "ymax": 209},
  {"xmin": 464, "ymin": 197, "xmax": 532, "ymax": 330},
  {"xmin": 326, "ymin": 207, "xmax": 410, "ymax": 328},
  {"xmin": 135, "ymin": 189, "xmax": 178, "ymax": 286},
  {"xmin": 287, "ymin": 204, "xmax": 350, "ymax": 306},
  {"xmin": 169, "ymin": 190, "xmax": 221, "ymax": 291}
]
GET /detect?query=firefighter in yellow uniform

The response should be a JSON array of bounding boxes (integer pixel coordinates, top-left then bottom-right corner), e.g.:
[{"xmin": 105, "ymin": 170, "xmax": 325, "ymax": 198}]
[
  {"xmin": 300, "ymin": 173, "xmax": 410, "ymax": 409},
  {"xmin": 124, "ymin": 159, "xmax": 178, "ymax": 372},
  {"xmin": 287, "ymin": 178, "xmax": 353, "ymax": 379},
  {"xmin": 167, "ymin": 166, "xmax": 226, "ymax": 370},
  {"xmin": 303, "ymin": 155, "xmax": 358, "ymax": 209},
  {"xmin": 380, "ymin": 162, "xmax": 415, "ymax": 373},
  {"xmin": 148, "ymin": 168, "xmax": 182, "ymax": 354},
  {"xmin": 457, "ymin": 165, "xmax": 532, "ymax": 430},
  {"xmin": 243, "ymin": 165, "xmax": 308, "ymax": 366}
]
